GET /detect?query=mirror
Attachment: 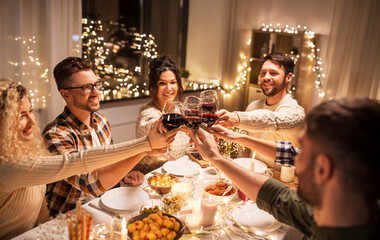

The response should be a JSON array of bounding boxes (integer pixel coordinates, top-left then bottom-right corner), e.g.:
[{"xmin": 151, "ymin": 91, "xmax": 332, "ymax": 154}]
[{"xmin": 82, "ymin": 0, "xmax": 189, "ymax": 102}]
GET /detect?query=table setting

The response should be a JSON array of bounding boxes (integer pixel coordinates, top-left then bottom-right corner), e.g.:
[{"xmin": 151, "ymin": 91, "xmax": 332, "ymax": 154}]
[{"xmin": 13, "ymin": 153, "xmax": 303, "ymax": 240}]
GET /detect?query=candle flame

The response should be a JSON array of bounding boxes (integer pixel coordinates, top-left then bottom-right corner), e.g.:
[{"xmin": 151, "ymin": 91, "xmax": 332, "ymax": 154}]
[{"xmin": 122, "ymin": 217, "xmax": 126, "ymax": 229}]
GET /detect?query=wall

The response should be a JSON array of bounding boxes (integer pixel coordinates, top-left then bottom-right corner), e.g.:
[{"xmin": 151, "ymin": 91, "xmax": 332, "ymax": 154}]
[
  {"xmin": 186, "ymin": 0, "xmax": 335, "ymax": 112},
  {"xmin": 95, "ymin": 0, "xmax": 337, "ymax": 143}
]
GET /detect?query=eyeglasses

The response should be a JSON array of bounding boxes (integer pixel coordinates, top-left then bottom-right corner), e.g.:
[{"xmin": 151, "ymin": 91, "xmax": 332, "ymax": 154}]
[{"xmin": 62, "ymin": 82, "xmax": 103, "ymax": 94}]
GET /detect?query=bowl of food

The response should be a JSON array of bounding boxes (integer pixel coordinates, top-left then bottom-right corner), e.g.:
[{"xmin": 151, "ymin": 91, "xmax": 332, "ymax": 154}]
[
  {"xmin": 147, "ymin": 174, "xmax": 173, "ymax": 195},
  {"xmin": 127, "ymin": 211, "xmax": 184, "ymax": 240},
  {"xmin": 161, "ymin": 194, "xmax": 184, "ymax": 215},
  {"xmin": 204, "ymin": 180, "xmax": 237, "ymax": 202}
]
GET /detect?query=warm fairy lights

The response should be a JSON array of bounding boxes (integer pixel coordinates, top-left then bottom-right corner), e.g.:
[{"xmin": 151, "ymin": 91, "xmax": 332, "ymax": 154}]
[
  {"xmin": 229, "ymin": 23, "xmax": 326, "ymax": 98},
  {"xmin": 82, "ymin": 18, "xmax": 158, "ymax": 100},
  {"xmin": 9, "ymin": 36, "xmax": 49, "ymax": 108}
]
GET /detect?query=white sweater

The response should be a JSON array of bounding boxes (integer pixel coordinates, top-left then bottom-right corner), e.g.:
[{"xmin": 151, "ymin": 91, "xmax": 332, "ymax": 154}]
[
  {"xmin": 236, "ymin": 94, "xmax": 305, "ymax": 168},
  {"xmin": 0, "ymin": 137, "xmax": 151, "ymax": 239},
  {"xmin": 135, "ymin": 102, "xmax": 189, "ymax": 174}
]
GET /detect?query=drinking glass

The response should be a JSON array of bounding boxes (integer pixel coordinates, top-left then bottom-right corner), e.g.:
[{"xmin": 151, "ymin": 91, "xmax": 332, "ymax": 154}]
[
  {"xmin": 161, "ymin": 101, "xmax": 184, "ymax": 159},
  {"xmin": 183, "ymin": 96, "xmax": 202, "ymax": 154},
  {"xmin": 199, "ymin": 90, "xmax": 219, "ymax": 128}
]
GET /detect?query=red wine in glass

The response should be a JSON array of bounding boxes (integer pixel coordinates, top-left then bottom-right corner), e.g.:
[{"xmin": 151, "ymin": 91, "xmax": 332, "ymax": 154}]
[
  {"xmin": 201, "ymin": 113, "xmax": 218, "ymax": 127},
  {"xmin": 184, "ymin": 116, "xmax": 202, "ymax": 130},
  {"xmin": 162, "ymin": 113, "xmax": 184, "ymax": 131},
  {"xmin": 201, "ymin": 103, "xmax": 217, "ymax": 114}
]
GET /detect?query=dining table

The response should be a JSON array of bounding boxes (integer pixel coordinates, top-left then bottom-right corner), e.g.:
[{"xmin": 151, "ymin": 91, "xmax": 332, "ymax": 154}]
[{"xmin": 13, "ymin": 155, "xmax": 305, "ymax": 240}]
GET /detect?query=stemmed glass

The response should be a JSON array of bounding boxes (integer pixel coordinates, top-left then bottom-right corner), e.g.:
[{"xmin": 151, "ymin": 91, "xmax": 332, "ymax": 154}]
[
  {"xmin": 200, "ymin": 90, "xmax": 219, "ymax": 128},
  {"xmin": 161, "ymin": 101, "xmax": 185, "ymax": 159},
  {"xmin": 183, "ymin": 96, "xmax": 202, "ymax": 154}
]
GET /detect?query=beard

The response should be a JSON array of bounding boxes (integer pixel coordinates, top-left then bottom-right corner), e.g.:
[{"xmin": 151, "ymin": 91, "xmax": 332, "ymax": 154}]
[
  {"xmin": 260, "ymin": 76, "xmax": 286, "ymax": 97},
  {"xmin": 296, "ymin": 155, "xmax": 322, "ymax": 208},
  {"xmin": 72, "ymin": 96, "xmax": 100, "ymax": 113}
]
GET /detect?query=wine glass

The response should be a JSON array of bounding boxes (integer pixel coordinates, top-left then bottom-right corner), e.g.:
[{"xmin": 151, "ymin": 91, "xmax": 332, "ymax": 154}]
[
  {"xmin": 161, "ymin": 101, "xmax": 184, "ymax": 159},
  {"xmin": 200, "ymin": 90, "xmax": 219, "ymax": 128},
  {"xmin": 183, "ymin": 96, "xmax": 202, "ymax": 130},
  {"xmin": 183, "ymin": 96, "xmax": 202, "ymax": 154},
  {"xmin": 162, "ymin": 101, "xmax": 185, "ymax": 131}
]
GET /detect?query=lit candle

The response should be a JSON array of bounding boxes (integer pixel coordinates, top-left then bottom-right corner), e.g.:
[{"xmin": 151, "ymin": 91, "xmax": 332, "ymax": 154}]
[
  {"xmin": 198, "ymin": 171, "xmax": 204, "ymax": 199},
  {"xmin": 172, "ymin": 179, "xmax": 192, "ymax": 202},
  {"xmin": 199, "ymin": 197, "xmax": 218, "ymax": 227},
  {"xmin": 186, "ymin": 214, "xmax": 200, "ymax": 228},
  {"xmin": 192, "ymin": 198, "xmax": 201, "ymax": 213},
  {"xmin": 280, "ymin": 166, "xmax": 295, "ymax": 182},
  {"xmin": 250, "ymin": 152, "xmax": 256, "ymax": 171},
  {"xmin": 121, "ymin": 217, "xmax": 127, "ymax": 240}
]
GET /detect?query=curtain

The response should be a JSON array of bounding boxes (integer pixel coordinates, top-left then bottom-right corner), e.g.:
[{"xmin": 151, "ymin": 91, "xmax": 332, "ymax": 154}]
[
  {"xmin": 323, "ymin": 0, "xmax": 380, "ymax": 101},
  {"xmin": 0, "ymin": 0, "xmax": 82, "ymax": 128}
]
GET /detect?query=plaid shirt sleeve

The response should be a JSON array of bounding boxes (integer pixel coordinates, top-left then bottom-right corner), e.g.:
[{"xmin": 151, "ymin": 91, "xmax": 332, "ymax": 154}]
[
  {"xmin": 274, "ymin": 141, "xmax": 301, "ymax": 167},
  {"xmin": 44, "ymin": 127, "xmax": 106, "ymax": 196},
  {"xmin": 43, "ymin": 128, "xmax": 105, "ymax": 196}
]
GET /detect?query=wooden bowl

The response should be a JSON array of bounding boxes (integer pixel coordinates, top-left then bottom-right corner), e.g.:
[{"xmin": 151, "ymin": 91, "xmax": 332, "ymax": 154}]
[{"xmin": 147, "ymin": 174, "xmax": 172, "ymax": 195}]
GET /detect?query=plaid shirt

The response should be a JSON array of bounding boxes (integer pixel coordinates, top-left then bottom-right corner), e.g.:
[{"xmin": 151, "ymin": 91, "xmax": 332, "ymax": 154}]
[
  {"xmin": 275, "ymin": 141, "xmax": 301, "ymax": 167},
  {"xmin": 42, "ymin": 106, "xmax": 114, "ymax": 216}
]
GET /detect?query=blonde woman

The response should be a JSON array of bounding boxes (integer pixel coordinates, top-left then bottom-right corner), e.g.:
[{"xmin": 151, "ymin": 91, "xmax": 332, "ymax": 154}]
[{"xmin": 0, "ymin": 79, "xmax": 178, "ymax": 239}]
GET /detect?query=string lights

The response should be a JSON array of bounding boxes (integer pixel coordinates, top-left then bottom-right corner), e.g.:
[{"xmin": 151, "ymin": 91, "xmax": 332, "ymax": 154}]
[
  {"xmin": 82, "ymin": 18, "xmax": 158, "ymax": 100},
  {"xmin": 229, "ymin": 23, "xmax": 326, "ymax": 98},
  {"xmin": 9, "ymin": 36, "xmax": 49, "ymax": 108}
]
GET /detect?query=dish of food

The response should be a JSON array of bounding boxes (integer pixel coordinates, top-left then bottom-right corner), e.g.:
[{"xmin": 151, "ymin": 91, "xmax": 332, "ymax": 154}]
[
  {"xmin": 203, "ymin": 180, "xmax": 237, "ymax": 202},
  {"xmin": 100, "ymin": 187, "xmax": 149, "ymax": 213},
  {"xmin": 127, "ymin": 211, "xmax": 184, "ymax": 240},
  {"xmin": 147, "ymin": 174, "xmax": 173, "ymax": 195}
]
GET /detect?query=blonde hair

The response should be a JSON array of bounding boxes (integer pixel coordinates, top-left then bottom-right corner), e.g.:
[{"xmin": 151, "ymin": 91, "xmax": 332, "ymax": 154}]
[{"xmin": 0, "ymin": 79, "xmax": 48, "ymax": 163}]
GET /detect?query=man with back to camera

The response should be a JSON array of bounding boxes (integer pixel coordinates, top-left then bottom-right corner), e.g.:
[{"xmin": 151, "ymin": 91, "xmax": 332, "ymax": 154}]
[
  {"xmin": 191, "ymin": 97, "xmax": 380, "ymax": 239},
  {"xmin": 43, "ymin": 57, "xmax": 145, "ymax": 216},
  {"xmin": 217, "ymin": 53, "xmax": 305, "ymax": 167}
]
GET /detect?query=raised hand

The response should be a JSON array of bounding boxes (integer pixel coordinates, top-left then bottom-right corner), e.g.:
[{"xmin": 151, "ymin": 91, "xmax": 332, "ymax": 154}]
[
  {"xmin": 147, "ymin": 118, "xmax": 180, "ymax": 150},
  {"xmin": 215, "ymin": 109, "xmax": 240, "ymax": 128}
]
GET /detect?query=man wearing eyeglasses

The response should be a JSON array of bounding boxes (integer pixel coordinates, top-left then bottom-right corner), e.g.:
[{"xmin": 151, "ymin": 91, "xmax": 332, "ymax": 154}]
[{"xmin": 42, "ymin": 57, "xmax": 145, "ymax": 216}]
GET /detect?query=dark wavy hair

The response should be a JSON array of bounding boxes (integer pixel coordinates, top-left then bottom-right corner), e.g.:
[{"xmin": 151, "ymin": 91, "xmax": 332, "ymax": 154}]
[
  {"xmin": 53, "ymin": 57, "xmax": 93, "ymax": 90},
  {"xmin": 263, "ymin": 53, "xmax": 295, "ymax": 77},
  {"xmin": 305, "ymin": 97, "xmax": 380, "ymax": 204},
  {"xmin": 148, "ymin": 55, "xmax": 183, "ymax": 106}
]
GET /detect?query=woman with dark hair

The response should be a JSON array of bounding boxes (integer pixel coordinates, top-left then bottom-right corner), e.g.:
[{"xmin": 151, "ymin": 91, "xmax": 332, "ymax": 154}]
[
  {"xmin": 135, "ymin": 55, "xmax": 189, "ymax": 174},
  {"xmin": 0, "ymin": 79, "xmax": 177, "ymax": 239}
]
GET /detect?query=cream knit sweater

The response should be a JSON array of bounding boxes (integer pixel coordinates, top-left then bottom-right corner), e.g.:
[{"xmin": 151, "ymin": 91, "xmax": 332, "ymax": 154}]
[
  {"xmin": 236, "ymin": 94, "xmax": 305, "ymax": 168},
  {"xmin": 0, "ymin": 137, "xmax": 151, "ymax": 239}
]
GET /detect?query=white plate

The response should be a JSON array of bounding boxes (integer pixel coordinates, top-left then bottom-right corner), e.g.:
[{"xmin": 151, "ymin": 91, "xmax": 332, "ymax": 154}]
[
  {"xmin": 232, "ymin": 203, "xmax": 281, "ymax": 232},
  {"xmin": 100, "ymin": 187, "xmax": 149, "ymax": 213},
  {"xmin": 220, "ymin": 158, "xmax": 267, "ymax": 179},
  {"xmin": 162, "ymin": 155, "xmax": 201, "ymax": 177}
]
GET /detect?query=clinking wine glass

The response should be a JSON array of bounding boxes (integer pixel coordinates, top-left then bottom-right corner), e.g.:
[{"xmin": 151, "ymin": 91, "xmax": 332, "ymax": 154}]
[
  {"xmin": 183, "ymin": 96, "xmax": 202, "ymax": 154},
  {"xmin": 161, "ymin": 101, "xmax": 185, "ymax": 159},
  {"xmin": 200, "ymin": 90, "xmax": 219, "ymax": 128}
]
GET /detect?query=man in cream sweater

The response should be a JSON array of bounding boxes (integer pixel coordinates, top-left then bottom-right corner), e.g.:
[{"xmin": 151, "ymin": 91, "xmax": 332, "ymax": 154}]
[{"xmin": 217, "ymin": 53, "xmax": 305, "ymax": 168}]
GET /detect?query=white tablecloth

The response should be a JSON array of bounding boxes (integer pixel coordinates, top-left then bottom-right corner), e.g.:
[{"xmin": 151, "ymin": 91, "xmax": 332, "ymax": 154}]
[{"xmin": 13, "ymin": 157, "xmax": 304, "ymax": 240}]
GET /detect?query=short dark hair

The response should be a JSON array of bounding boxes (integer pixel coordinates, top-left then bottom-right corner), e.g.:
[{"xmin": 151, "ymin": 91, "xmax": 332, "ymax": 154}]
[
  {"xmin": 148, "ymin": 55, "xmax": 183, "ymax": 105},
  {"xmin": 53, "ymin": 57, "xmax": 93, "ymax": 90},
  {"xmin": 263, "ymin": 53, "xmax": 295, "ymax": 76},
  {"xmin": 305, "ymin": 97, "xmax": 380, "ymax": 203}
]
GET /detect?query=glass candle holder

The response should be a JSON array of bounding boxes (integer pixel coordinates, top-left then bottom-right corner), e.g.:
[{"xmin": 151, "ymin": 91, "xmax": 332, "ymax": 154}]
[
  {"xmin": 111, "ymin": 214, "xmax": 131, "ymax": 236},
  {"xmin": 171, "ymin": 178, "xmax": 193, "ymax": 202},
  {"xmin": 92, "ymin": 223, "xmax": 114, "ymax": 240}
]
